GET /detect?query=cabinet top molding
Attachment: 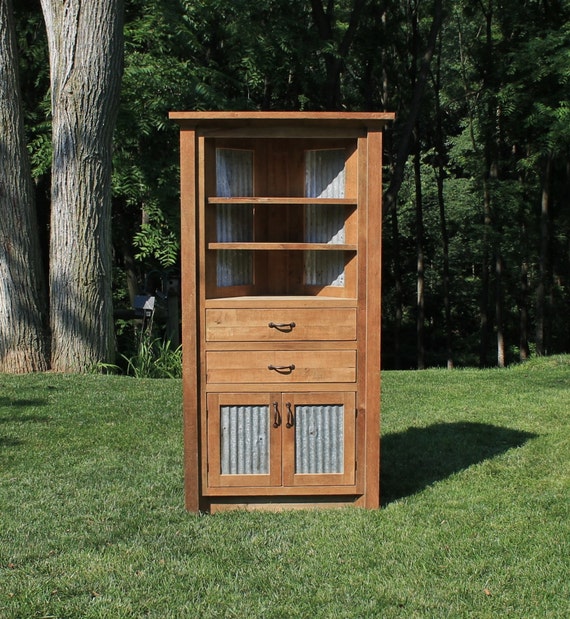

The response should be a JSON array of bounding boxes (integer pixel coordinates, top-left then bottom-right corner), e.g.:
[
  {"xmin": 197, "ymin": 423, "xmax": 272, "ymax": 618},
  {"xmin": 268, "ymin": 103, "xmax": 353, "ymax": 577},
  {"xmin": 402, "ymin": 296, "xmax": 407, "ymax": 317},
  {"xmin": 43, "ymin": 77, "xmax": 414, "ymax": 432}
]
[{"xmin": 169, "ymin": 110, "xmax": 395, "ymax": 130}]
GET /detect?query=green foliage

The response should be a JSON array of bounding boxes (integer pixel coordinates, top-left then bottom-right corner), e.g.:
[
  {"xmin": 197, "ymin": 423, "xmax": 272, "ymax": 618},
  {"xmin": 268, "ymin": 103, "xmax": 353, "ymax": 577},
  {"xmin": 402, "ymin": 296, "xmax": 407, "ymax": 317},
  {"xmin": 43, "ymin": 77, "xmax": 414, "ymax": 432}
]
[
  {"xmin": 122, "ymin": 334, "xmax": 182, "ymax": 379},
  {"xmin": 132, "ymin": 205, "xmax": 179, "ymax": 267},
  {"xmin": 12, "ymin": 0, "xmax": 570, "ymax": 368}
]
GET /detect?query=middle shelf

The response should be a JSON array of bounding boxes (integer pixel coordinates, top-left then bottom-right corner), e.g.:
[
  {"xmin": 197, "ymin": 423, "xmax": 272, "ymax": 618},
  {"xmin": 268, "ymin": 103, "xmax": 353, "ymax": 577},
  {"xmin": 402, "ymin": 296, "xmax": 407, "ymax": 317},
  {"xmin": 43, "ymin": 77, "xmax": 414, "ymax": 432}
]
[
  {"xmin": 207, "ymin": 197, "xmax": 357, "ymax": 205},
  {"xmin": 208, "ymin": 242, "xmax": 357, "ymax": 251}
]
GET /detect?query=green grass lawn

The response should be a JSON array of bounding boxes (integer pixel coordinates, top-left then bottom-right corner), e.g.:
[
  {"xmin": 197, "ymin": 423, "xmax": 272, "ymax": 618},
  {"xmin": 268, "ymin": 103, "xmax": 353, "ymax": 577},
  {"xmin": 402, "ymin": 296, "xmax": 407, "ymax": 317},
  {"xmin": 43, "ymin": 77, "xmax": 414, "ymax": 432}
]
[{"xmin": 1, "ymin": 357, "xmax": 568, "ymax": 618}]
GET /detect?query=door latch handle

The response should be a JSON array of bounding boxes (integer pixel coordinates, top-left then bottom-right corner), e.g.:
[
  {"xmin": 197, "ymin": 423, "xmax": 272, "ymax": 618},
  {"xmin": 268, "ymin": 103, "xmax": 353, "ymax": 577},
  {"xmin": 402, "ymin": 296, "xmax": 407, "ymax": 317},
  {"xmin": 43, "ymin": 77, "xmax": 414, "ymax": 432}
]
[
  {"xmin": 285, "ymin": 402, "xmax": 294, "ymax": 428},
  {"xmin": 272, "ymin": 401, "xmax": 281, "ymax": 428}
]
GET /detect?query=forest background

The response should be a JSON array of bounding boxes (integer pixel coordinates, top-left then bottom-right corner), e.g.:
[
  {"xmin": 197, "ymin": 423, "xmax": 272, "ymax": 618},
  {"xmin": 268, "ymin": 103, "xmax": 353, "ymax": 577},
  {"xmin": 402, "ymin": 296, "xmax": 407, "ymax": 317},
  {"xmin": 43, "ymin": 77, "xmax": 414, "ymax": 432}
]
[{"xmin": 7, "ymin": 0, "xmax": 570, "ymax": 371}]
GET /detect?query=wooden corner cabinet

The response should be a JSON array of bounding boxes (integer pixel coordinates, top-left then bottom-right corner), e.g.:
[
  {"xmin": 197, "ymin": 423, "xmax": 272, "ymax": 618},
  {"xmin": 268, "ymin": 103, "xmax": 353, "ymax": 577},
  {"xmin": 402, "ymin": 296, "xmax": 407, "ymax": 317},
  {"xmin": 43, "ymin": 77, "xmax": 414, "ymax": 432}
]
[{"xmin": 169, "ymin": 111, "xmax": 394, "ymax": 512}]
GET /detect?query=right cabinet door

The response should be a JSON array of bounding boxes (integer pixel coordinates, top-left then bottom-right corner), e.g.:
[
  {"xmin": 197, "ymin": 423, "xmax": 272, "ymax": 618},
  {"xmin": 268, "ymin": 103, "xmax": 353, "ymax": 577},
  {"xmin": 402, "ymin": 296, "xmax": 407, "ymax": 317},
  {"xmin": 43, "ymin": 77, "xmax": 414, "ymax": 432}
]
[{"xmin": 282, "ymin": 392, "xmax": 356, "ymax": 487}]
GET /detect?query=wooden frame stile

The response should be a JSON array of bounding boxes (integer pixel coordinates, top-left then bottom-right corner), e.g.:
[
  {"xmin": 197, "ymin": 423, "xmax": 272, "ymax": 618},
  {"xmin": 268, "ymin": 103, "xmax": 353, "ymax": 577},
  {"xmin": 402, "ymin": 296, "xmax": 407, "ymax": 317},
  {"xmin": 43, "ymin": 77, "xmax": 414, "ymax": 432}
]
[
  {"xmin": 179, "ymin": 127, "xmax": 200, "ymax": 512},
  {"xmin": 364, "ymin": 130, "xmax": 383, "ymax": 509},
  {"xmin": 197, "ymin": 135, "xmax": 210, "ymax": 507},
  {"xmin": 353, "ymin": 134, "xmax": 368, "ymax": 506}
]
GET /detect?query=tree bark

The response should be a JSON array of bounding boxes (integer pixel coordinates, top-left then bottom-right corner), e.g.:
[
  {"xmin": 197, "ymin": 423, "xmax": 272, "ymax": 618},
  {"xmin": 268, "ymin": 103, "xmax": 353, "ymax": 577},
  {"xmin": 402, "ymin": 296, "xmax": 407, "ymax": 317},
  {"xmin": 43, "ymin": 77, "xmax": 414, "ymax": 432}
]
[
  {"xmin": 0, "ymin": 0, "xmax": 49, "ymax": 373},
  {"xmin": 41, "ymin": 0, "xmax": 124, "ymax": 371}
]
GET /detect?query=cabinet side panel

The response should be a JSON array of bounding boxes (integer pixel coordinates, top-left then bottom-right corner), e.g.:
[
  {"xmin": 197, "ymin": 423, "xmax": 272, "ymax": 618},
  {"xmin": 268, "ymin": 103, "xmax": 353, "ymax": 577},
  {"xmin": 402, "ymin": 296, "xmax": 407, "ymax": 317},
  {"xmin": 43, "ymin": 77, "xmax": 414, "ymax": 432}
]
[
  {"xmin": 356, "ymin": 136, "xmax": 368, "ymax": 496},
  {"xmin": 180, "ymin": 129, "xmax": 200, "ymax": 512},
  {"xmin": 364, "ymin": 131, "xmax": 383, "ymax": 508}
]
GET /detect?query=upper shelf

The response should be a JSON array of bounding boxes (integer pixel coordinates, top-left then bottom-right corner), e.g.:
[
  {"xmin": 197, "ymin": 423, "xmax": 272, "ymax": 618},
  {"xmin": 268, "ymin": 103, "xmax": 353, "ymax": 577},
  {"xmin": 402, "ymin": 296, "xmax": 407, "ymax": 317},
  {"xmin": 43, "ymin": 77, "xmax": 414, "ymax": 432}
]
[{"xmin": 207, "ymin": 197, "xmax": 357, "ymax": 205}]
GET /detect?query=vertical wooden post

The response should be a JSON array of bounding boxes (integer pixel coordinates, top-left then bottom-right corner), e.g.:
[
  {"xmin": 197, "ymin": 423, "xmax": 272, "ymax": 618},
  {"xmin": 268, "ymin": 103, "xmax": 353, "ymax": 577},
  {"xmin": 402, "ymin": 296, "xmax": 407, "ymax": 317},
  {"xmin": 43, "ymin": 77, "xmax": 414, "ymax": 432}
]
[
  {"xmin": 179, "ymin": 128, "xmax": 200, "ymax": 512},
  {"xmin": 364, "ymin": 130, "xmax": 383, "ymax": 508}
]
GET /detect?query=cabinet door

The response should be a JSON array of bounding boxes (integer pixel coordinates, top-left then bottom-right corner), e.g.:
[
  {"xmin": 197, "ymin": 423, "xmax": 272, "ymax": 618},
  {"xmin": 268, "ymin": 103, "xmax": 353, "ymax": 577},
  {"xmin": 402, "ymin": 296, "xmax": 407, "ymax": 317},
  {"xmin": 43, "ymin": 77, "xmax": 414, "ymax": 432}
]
[
  {"xmin": 282, "ymin": 392, "xmax": 356, "ymax": 487},
  {"xmin": 206, "ymin": 393, "xmax": 282, "ymax": 488}
]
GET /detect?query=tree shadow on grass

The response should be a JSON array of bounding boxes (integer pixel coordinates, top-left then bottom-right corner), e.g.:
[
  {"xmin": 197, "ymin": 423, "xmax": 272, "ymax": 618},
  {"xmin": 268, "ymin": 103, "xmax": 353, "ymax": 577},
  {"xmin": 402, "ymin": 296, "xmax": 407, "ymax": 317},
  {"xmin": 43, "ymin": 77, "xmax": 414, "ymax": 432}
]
[
  {"xmin": 0, "ymin": 437, "xmax": 23, "ymax": 448},
  {"xmin": 381, "ymin": 422, "xmax": 537, "ymax": 506},
  {"xmin": 0, "ymin": 398, "xmax": 51, "ymax": 426}
]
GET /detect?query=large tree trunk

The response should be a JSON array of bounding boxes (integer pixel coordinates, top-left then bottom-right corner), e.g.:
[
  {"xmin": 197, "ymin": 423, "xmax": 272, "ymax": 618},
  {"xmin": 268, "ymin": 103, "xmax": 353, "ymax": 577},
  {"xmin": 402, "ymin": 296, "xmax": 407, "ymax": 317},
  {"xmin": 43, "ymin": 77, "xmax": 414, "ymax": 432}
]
[
  {"xmin": 0, "ymin": 0, "xmax": 49, "ymax": 373},
  {"xmin": 41, "ymin": 0, "xmax": 124, "ymax": 371}
]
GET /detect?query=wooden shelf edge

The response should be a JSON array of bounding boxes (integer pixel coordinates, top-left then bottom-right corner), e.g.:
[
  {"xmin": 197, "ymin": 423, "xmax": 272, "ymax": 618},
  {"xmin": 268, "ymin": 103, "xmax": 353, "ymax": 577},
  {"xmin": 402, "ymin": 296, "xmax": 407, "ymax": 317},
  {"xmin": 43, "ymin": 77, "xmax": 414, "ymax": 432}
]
[
  {"xmin": 204, "ymin": 297, "xmax": 358, "ymax": 308},
  {"xmin": 207, "ymin": 197, "xmax": 357, "ymax": 205},
  {"xmin": 208, "ymin": 242, "xmax": 357, "ymax": 251}
]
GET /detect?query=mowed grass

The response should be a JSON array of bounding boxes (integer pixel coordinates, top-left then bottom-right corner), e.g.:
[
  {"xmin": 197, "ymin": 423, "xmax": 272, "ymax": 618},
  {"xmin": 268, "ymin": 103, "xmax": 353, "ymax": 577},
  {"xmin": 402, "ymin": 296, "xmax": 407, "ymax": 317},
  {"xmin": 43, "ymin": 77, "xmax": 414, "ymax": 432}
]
[{"xmin": 1, "ymin": 357, "xmax": 568, "ymax": 618}]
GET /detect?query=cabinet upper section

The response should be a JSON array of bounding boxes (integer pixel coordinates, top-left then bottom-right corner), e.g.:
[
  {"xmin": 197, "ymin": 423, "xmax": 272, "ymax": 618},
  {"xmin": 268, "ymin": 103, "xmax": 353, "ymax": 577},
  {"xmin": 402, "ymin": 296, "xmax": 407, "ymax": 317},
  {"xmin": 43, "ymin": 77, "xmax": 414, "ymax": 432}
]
[{"xmin": 170, "ymin": 112, "xmax": 393, "ymax": 301}]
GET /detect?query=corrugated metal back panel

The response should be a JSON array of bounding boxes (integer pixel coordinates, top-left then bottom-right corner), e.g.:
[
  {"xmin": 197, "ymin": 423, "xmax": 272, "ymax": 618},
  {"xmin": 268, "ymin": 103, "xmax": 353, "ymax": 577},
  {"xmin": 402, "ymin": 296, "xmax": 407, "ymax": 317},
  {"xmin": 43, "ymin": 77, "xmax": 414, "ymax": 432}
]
[
  {"xmin": 216, "ymin": 148, "xmax": 254, "ymax": 197},
  {"xmin": 215, "ymin": 148, "xmax": 254, "ymax": 287},
  {"xmin": 304, "ymin": 149, "xmax": 346, "ymax": 287},
  {"xmin": 305, "ymin": 149, "xmax": 346, "ymax": 199},
  {"xmin": 220, "ymin": 405, "xmax": 269, "ymax": 475},
  {"xmin": 294, "ymin": 404, "xmax": 344, "ymax": 474},
  {"xmin": 304, "ymin": 251, "xmax": 345, "ymax": 287}
]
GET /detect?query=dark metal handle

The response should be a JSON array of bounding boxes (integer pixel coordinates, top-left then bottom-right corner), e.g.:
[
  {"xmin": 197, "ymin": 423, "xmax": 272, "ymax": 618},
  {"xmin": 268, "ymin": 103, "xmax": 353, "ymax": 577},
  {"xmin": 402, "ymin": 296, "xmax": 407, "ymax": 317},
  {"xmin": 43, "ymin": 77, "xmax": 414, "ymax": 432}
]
[
  {"xmin": 272, "ymin": 401, "xmax": 281, "ymax": 428},
  {"xmin": 268, "ymin": 321, "xmax": 296, "ymax": 332},
  {"xmin": 268, "ymin": 364, "xmax": 295, "ymax": 374},
  {"xmin": 285, "ymin": 402, "xmax": 294, "ymax": 428}
]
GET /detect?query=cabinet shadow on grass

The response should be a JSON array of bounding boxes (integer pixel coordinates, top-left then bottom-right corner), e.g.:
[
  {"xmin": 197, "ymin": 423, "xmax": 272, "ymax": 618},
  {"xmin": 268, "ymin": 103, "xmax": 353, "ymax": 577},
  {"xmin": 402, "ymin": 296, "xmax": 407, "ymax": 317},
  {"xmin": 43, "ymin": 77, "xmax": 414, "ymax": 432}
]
[{"xmin": 380, "ymin": 422, "xmax": 537, "ymax": 506}]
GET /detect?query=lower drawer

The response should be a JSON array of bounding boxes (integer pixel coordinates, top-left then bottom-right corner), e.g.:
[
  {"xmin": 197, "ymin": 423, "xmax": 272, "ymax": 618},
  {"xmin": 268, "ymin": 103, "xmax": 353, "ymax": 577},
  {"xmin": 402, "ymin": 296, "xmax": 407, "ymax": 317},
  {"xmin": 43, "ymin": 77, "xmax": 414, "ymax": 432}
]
[{"xmin": 206, "ymin": 350, "xmax": 356, "ymax": 384}]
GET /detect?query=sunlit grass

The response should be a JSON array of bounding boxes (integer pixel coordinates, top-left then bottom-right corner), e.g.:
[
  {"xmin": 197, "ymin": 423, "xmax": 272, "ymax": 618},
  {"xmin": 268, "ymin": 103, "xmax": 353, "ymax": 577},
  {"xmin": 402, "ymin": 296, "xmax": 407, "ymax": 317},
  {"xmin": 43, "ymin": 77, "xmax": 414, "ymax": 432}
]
[{"xmin": 1, "ymin": 357, "xmax": 568, "ymax": 617}]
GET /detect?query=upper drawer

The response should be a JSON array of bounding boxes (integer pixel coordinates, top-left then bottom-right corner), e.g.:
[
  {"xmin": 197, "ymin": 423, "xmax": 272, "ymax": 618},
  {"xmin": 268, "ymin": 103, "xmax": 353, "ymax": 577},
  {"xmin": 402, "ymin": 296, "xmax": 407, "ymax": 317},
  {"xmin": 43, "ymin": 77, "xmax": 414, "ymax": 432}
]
[{"xmin": 205, "ymin": 308, "xmax": 356, "ymax": 342}]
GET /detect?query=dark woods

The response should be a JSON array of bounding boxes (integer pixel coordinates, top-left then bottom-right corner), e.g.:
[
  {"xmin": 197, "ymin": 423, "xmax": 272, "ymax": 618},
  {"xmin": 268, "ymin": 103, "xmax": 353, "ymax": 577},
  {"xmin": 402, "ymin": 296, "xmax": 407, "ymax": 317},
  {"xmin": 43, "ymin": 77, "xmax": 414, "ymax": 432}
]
[{"xmin": 14, "ymin": 0, "xmax": 570, "ymax": 369}]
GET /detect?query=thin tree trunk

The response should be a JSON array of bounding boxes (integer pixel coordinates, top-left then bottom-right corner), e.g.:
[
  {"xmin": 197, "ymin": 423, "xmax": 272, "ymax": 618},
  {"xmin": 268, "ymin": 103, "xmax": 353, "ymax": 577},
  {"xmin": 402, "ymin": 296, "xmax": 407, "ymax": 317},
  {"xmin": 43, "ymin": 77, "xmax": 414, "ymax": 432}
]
[
  {"xmin": 479, "ymin": 0, "xmax": 499, "ymax": 368},
  {"xmin": 383, "ymin": 0, "xmax": 443, "ymax": 216},
  {"xmin": 479, "ymin": 181, "xmax": 491, "ymax": 367},
  {"xmin": 414, "ymin": 127, "xmax": 425, "ymax": 369},
  {"xmin": 496, "ymin": 251, "xmax": 505, "ymax": 367},
  {"xmin": 519, "ymin": 257, "xmax": 530, "ymax": 360},
  {"xmin": 433, "ymin": 32, "xmax": 453, "ymax": 368},
  {"xmin": 41, "ymin": 0, "xmax": 124, "ymax": 371},
  {"xmin": 536, "ymin": 154, "xmax": 552, "ymax": 356},
  {"xmin": 391, "ymin": 193, "xmax": 403, "ymax": 370},
  {"xmin": 309, "ymin": 0, "xmax": 367, "ymax": 109},
  {"xmin": 0, "ymin": 0, "xmax": 49, "ymax": 372}
]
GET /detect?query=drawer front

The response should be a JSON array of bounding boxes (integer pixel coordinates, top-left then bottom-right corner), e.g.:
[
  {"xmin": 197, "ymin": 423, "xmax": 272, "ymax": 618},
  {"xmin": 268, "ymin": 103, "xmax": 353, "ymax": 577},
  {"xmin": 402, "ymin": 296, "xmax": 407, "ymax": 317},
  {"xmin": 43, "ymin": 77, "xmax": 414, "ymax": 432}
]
[
  {"xmin": 205, "ymin": 308, "xmax": 356, "ymax": 342},
  {"xmin": 206, "ymin": 350, "xmax": 356, "ymax": 384}
]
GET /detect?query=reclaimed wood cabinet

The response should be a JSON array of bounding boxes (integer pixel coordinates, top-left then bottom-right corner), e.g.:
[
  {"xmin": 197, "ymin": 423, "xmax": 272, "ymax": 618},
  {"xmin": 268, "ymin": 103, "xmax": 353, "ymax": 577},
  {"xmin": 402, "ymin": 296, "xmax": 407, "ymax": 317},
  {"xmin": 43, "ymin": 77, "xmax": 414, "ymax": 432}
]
[{"xmin": 169, "ymin": 111, "xmax": 394, "ymax": 512}]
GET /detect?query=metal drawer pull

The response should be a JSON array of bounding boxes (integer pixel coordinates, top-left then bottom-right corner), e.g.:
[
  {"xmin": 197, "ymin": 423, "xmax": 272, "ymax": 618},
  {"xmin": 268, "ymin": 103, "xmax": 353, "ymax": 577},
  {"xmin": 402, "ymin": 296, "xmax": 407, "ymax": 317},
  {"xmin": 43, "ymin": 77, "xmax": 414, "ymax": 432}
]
[
  {"xmin": 268, "ymin": 321, "xmax": 296, "ymax": 332},
  {"xmin": 285, "ymin": 402, "xmax": 294, "ymax": 428},
  {"xmin": 272, "ymin": 401, "xmax": 281, "ymax": 428},
  {"xmin": 268, "ymin": 364, "xmax": 296, "ymax": 374}
]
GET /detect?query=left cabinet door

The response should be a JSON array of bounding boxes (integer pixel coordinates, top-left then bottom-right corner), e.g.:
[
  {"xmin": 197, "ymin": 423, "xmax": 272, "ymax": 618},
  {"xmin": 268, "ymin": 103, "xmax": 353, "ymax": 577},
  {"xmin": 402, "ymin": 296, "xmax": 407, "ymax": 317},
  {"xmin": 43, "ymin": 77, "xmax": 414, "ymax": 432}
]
[{"xmin": 206, "ymin": 393, "xmax": 282, "ymax": 488}]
